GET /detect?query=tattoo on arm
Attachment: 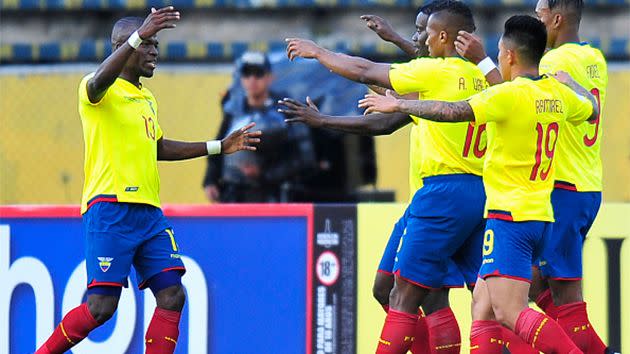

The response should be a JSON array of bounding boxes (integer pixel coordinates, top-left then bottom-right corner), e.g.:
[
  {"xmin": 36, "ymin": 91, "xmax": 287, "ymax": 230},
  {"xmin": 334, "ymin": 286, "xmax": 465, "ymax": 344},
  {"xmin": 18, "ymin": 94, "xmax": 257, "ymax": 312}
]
[
  {"xmin": 562, "ymin": 80, "xmax": 599, "ymax": 122},
  {"xmin": 398, "ymin": 100, "xmax": 475, "ymax": 122}
]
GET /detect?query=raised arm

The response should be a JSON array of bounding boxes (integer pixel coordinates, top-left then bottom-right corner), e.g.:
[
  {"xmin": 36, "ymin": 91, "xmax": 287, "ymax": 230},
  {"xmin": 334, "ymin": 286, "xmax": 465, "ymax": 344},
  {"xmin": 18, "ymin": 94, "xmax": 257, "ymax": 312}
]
[
  {"xmin": 455, "ymin": 31, "xmax": 504, "ymax": 86},
  {"xmin": 286, "ymin": 38, "xmax": 392, "ymax": 89},
  {"xmin": 87, "ymin": 7, "xmax": 180, "ymax": 103},
  {"xmin": 278, "ymin": 97, "xmax": 412, "ymax": 135},
  {"xmin": 552, "ymin": 71, "xmax": 599, "ymax": 122},
  {"xmin": 360, "ymin": 15, "xmax": 417, "ymax": 58},
  {"xmin": 358, "ymin": 90, "xmax": 475, "ymax": 123},
  {"xmin": 157, "ymin": 123, "xmax": 262, "ymax": 161}
]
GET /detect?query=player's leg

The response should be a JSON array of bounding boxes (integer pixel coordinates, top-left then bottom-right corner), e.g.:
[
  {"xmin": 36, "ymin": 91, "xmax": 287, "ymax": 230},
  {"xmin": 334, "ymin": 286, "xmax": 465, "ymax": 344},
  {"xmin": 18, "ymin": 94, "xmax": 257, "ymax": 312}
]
[
  {"xmin": 421, "ymin": 288, "xmax": 461, "ymax": 354},
  {"xmin": 374, "ymin": 211, "xmax": 408, "ymax": 312},
  {"xmin": 539, "ymin": 189, "xmax": 606, "ymax": 354},
  {"xmin": 481, "ymin": 219, "xmax": 581, "ymax": 354},
  {"xmin": 470, "ymin": 278, "xmax": 504, "ymax": 354},
  {"xmin": 37, "ymin": 202, "xmax": 138, "ymax": 354},
  {"xmin": 135, "ymin": 226, "xmax": 187, "ymax": 354}
]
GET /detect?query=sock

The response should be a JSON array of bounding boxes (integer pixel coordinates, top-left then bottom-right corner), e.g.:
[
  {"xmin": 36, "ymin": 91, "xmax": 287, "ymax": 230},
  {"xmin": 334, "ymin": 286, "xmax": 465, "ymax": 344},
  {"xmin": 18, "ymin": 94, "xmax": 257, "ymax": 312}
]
[
  {"xmin": 410, "ymin": 308, "xmax": 430, "ymax": 354},
  {"xmin": 500, "ymin": 327, "xmax": 538, "ymax": 354},
  {"xmin": 514, "ymin": 307, "xmax": 583, "ymax": 354},
  {"xmin": 35, "ymin": 303, "xmax": 100, "ymax": 354},
  {"xmin": 470, "ymin": 320, "xmax": 503, "ymax": 354},
  {"xmin": 145, "ymin": 308, "xmax": 182, "ymax": 354},
  {"xmin": 556, "ymin": 302, "xmax": 607, "ymax": 354},
  {"xmin": 535, "ymin": 288, "xmax": 559, "ymax": 320},
  {"xmin": 376, "ymin": 308, "xmax": 419, "ymax": 354},
  {"xmin": 425, "ymin": 307, "xmax": 461, "ymax": 353}
]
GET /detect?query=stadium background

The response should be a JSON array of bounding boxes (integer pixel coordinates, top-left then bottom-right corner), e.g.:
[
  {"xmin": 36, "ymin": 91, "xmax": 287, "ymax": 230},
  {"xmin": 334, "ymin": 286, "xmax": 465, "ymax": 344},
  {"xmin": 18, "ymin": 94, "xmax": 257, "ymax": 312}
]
[{"xmin": 1, "ymin": 0, "xmax": 629, "ymax": 353}]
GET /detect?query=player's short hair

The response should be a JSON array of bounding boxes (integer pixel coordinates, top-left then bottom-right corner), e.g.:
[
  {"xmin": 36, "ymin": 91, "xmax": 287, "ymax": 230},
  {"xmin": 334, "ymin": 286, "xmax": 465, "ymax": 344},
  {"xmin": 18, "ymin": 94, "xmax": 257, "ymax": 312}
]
[
  {"xmin": 429, "ymin": 0, "xmax": 476, "ymax": 33},
  {"xmin": 548, "ymin": 0, "xmax": 583, "ymax": 22},
  {"xmin": 503, "ymin": 15, "xmax": 547, "ymax": 65},
  {"xmin": 417, "ymin": 0, "xmax": 448, "ymax": 16},
  {"xmin": 111, "ymin": 17, "xmax": 144, "ymax": 44}
]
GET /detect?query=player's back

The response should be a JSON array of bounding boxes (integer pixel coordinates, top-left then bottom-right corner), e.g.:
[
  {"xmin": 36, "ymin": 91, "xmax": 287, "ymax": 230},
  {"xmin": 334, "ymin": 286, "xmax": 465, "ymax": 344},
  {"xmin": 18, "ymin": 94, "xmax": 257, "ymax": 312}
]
[
  {"xmin": 390, "ymin": 57, "xmax": 488, "ymax": 180},
  {"xmin": 540, "ymin": 43, "xmax": 608, "ymax": 191},
  {"xmin": 468, "ymin": 75, "xmax": 594, "ymax": 222}
]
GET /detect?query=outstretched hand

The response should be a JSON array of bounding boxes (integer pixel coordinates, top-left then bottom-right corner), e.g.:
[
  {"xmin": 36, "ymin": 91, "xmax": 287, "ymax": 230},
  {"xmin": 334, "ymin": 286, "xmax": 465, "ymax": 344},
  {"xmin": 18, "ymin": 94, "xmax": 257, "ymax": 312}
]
[
  {"xmin": 285, "ymin": 38, "xmax": 322, "ymax": 61},
  {"xmin": 137, "ymin": 6, "xmax": 181, "ymax": 39},
  {"xmin": 221, "ymin": 122, "xmax": 262, "ymax": 154},
  {"xmin": 455, "ymin": 31, "xmax": 486, "ymax": 64},
  {"xmin": 360, "ymin": 15, "xmax": 397, "ymax": 42},
  {"xmin": 278, "ymin": 97, "xmax": 324, "ymax": 127},
  {"xmin": 358, "ymin": 89, "xmax": 401, "ymax": 114}
]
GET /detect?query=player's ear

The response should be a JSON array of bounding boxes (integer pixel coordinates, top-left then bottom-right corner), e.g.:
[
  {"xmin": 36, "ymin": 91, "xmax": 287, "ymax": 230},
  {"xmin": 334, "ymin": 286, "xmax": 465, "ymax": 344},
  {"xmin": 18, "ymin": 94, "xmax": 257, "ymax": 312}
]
[
  {"xmin": 552, "ymin": 13, "xmax": 562, "ymax": 29},
  {"xmin": 439, "ymin": 30, "xmax": 448, "ymax": 44}
]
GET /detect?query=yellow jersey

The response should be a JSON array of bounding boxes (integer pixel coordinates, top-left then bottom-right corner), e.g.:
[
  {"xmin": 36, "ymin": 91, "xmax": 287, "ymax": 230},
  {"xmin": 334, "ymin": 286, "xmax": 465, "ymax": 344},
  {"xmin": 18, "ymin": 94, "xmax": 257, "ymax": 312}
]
[
  {"xmin": 79, "ymin": 73, "xmax": 163, "ymax": 214},
  {"xmin": 390, "ymin": 57, "xmax": 488, "ymax": 179},
  {"xmin": 468, "ymin": 75, "xmax": 594, "ymax": 222},
  {"xmin": 539, "ymin": 42, "xmax": 608, "ymax": 191}
]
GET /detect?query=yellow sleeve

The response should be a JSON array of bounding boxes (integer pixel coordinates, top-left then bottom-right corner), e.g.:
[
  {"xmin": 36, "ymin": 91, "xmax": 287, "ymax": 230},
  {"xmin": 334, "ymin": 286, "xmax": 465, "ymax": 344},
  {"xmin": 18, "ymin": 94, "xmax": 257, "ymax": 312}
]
[
  {"xmin": 562, "ymin": 85, "xmax": 594, "ymax": 125},
  {"xmin": 467, "ymin": 83, "xmax": 514, "ymax": 125},
  {"xmin": 78, "ymin": 73, "xmax": 105, "ymax": 106},
  {"xmin": 389, "ymin": 58, "xmax": 435, "ymax": 95},
  {"xmin": 539, "ymin": 51, "xmax": 560, "ymax": 75}
]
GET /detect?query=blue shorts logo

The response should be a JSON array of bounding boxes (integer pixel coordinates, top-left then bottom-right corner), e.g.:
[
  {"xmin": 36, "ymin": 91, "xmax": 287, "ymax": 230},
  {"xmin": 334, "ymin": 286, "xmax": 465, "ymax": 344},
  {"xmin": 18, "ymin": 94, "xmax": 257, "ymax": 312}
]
[{"xmin": 98, "ymin": 257, "xmax": 114, "ymax": 272}]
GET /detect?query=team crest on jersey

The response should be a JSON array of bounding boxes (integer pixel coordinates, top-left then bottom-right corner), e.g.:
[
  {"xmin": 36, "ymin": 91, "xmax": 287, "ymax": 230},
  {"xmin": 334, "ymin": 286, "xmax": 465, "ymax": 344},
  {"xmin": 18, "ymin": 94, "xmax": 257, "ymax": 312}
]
[{"xmin": 98, "ymin": 257, "xmax": 114, "ymax": 272}]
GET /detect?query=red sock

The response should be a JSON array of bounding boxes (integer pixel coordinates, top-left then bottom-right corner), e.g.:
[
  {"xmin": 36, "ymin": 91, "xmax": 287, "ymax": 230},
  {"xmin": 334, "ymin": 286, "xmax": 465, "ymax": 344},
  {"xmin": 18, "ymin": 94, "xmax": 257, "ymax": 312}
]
[
  {"xmin": 376, "ymin": 309, "xmax": 419, "ymax": 354},
  {"xmin": 145, "ymin": 307, "xmax": 182, "ymax": 354},
  {"xmin": 535, "ymin": 288, "xmax": 559, "ymax": 320},
  {"xmin": 470, "ymin": 320, "xmax": 503, "ymax": 354},
  {"xmin": 515, "ymin": 308, "xmax": 583, "ymax": 354},
  {"xmin": 425, "ymin": 307, "xmax": 461, "ymax": 353},
  {"xmin": 35, "ymin": 303, "xmax": 100, "ymax": 354},
  {"xmin": 410, "ymin": 308, "xmax": 430, "ymax": 354},
  {"xmin": 556, "ymin": 302, "xmax": 607, "ymax": 354},
  {"xmin": 500, "ymin": 327, "xmax": 538, "ymax": 354}
]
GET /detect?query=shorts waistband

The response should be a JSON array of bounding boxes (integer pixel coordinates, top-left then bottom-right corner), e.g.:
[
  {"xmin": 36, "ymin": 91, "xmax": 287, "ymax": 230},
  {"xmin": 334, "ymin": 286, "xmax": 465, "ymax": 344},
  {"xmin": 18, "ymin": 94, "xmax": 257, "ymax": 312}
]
[{"xmin": 422, "ymin": 173, "xmax": 482, "ymax": 185}]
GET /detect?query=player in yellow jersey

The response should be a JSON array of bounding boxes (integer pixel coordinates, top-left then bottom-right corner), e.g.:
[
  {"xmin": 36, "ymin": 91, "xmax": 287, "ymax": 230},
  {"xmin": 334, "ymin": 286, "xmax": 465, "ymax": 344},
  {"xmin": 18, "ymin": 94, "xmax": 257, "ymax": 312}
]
[
  {"xmin": 283, "ymin": 2, "xmax": 488, "ymax": 352},
  {"xmin": 454, "ymin": 0, "xmax": 611, "ymax": 351},
  {"xmin": 359, "ymin": 15, "xmax": 599, "ymax": 354},
  {"xmin": 36, "ymin": 9, "xmax": 261, "ymax": 354}
]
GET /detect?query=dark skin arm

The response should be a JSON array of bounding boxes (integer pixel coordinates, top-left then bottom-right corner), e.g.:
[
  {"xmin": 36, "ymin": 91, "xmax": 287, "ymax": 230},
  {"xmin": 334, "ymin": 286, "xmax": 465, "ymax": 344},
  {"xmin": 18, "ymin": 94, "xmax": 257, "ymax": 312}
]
[
  {"xmin": 157, "ymin": 122, "xmax": 262, "ymax": 161},
  {"xmin": 552, "ymin": 71, "xmax": 599, "ymax": 122},
  {"xmin": 358, "ymin": 90, "xmax": 475, "ymax": 123},
  {"xmin": 286, "ymin": 38, "xmax": 392, "ymax": 89},
  {"xmin": 87, "ymin": 7, "xmax": 180, "ymax": 103},
  {"xmin": 278, "ymin": 97, "xmax": 412, "ymax": 136},
  {"xmin": 360, "ymin": 15, "xmax": 417, "ymax": 57},
  {"xmin": 455, "ymin": 31, "xmax": 504, "ymax": 86}
]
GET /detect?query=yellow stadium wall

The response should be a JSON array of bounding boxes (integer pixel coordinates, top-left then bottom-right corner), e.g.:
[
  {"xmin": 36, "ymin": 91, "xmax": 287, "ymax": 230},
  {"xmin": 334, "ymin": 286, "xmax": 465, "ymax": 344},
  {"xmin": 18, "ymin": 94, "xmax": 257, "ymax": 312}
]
[
  {"xmin": 357, "ymin": 203, "xmax": 630, "ymax": 353},
  {"xmin": 0, "ymin": 67, "xmax": 629, "ymax": 204}
]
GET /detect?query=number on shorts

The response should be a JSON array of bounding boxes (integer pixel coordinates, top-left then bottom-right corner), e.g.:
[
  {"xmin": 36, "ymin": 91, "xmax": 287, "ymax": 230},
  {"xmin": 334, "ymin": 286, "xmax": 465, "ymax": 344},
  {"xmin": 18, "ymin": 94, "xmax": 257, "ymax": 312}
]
[{"xmin": 483, "ymin": 230, "xmax": 494, "ymax": 256}]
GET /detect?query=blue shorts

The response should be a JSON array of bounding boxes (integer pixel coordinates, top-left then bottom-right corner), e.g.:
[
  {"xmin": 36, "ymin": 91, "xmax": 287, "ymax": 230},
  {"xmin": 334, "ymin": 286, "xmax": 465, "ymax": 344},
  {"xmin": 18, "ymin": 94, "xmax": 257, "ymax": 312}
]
[
  {"xmin": 479, "ymin": 219, "xmax": 551, "ymax": 282},
  {"xmin": 538, "ymin": 188, "xmax": 601, "ymax": 280},
  {"xmin": 83, "ymin": 201, "xmax": 186, "ymax": 289},
  {"xmin": 378, "ymin": 208, "xmax": 469, "ymax": 288},
  {"xmin": 391, "ymin": 174, "xmax": 486, "ymax": 289}
]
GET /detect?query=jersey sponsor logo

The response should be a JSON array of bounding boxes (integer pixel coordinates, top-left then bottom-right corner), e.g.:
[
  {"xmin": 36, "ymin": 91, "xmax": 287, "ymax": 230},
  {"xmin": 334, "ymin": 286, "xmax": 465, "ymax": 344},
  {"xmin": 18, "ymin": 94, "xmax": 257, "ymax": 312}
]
[
  {"xmin": 97, "ymin": 257, "xmax": 114, "ymax": 272},
  {"xmin": 125, "ymin": 186, "xmax": 139, "ymax": 192}
]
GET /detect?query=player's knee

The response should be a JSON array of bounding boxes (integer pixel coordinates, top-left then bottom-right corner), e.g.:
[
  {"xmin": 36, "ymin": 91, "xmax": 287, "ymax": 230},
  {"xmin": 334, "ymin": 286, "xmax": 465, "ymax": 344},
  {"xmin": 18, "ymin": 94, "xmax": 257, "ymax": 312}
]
[
  {"xmin": 422, "ymin": 289, "xmax": 450, "ymax": 315},
  {"xmin": 373, "ymin": 281, "xmax": 392, "ymax": 305},
  {"xmin": 156, "ymin": 285, "xmax": 186, "ymax": 312},
  {"xmin": 87, "ymin": 295, "xmax": 119, "ymax": 324}
]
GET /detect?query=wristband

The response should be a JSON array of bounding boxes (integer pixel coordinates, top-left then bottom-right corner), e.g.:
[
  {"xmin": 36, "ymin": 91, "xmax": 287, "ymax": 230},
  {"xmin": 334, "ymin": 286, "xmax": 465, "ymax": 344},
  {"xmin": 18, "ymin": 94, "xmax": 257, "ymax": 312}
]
[
  {"xmin": 206, "ymin": 140, "xmax": 222, "ymax": 155},
  {"xmin": 477, "ymin": 57, "xmax": 497, "ymax": 76},
  {"xmin": 127, "ymin": 31, "xmax": 143, "ymax": 49}
]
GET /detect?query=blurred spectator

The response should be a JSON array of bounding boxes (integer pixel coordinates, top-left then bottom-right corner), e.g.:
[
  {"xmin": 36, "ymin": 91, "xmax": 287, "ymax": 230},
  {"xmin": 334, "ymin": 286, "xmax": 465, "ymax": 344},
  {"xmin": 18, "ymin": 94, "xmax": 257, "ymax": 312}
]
[{"xmin": 203, "ymin": 51, "xmax": 316, "ymax": 202}]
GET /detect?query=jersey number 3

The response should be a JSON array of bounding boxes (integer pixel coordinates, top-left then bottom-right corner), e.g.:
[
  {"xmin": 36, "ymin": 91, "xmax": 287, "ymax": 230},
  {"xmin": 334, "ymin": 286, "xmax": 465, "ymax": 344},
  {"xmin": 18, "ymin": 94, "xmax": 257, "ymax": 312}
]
[{"xmin": 530, "ymin": 122, "xmax": 559, "ymax": 181}]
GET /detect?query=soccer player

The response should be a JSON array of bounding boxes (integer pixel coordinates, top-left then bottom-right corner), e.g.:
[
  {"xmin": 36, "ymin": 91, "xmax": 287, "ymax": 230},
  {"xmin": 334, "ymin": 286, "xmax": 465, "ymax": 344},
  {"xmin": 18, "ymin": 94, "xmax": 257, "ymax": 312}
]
[
  {"xmin": 284, "ymin": 2, "xmax": 488, "ymax": 352},
  {"xmin": 358, "ymin": 15, "xmax": 599, "ymax": 354},
  {"xmin": 456, "ymin": 1, "xmax": 610, "ymax": 351},
  {"xmin": 35, "ymin": 8, "xmax": 261, "ymax": 354}
]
